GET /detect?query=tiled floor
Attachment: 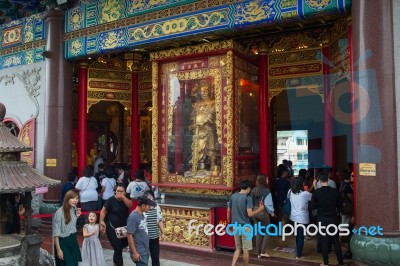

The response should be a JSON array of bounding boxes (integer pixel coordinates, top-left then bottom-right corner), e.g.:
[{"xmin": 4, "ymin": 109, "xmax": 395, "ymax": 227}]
[
  {"xmin": 40, "ymin": 232, "xmax": 353, "ymax": 266},
  {"xmin": 103, "ymin": 249, "xmax": 199, "ymax": 266},
  {"xmin": 160, "ymin": 235, "xmax": 354, "ymax": 266}
]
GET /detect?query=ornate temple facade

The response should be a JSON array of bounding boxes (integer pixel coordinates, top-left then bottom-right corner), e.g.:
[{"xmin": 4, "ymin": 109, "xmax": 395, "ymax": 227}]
[{"xmin": 0, "ymin": 0, "xmax": 399, "ymax": 264}]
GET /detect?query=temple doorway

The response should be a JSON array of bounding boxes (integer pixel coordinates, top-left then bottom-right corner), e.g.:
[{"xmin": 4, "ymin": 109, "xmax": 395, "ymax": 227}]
[
  {"xmin": 271, "ymin": 89, "xmax": 324, "ymax": 176},
  {"xmin": 71, "ymin": 54, "xmax": 152, "ymax": 170}
]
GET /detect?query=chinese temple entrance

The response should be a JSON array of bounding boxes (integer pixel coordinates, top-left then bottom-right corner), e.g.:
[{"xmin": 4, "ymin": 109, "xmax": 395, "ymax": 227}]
[
  {"xmin": 271, "ymin": 89, "xmax": 324, "ymax": 173},
  {"xmin": 72, "ymin": 55, "xmax": 152, "ymax": 173}
]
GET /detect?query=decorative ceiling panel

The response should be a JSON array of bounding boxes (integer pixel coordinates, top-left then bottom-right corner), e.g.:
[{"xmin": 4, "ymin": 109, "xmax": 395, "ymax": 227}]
[
  {"xmin": 65, "ymin": 0, "xmax": 351, "ymax": 59},
  {"xmin": 0, "ymin": 0, "xmax": 47, "ymax": 25}
]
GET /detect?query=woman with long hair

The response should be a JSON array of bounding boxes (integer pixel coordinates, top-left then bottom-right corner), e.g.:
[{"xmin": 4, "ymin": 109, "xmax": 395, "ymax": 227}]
[
  {"xmin": 53, "ymin": 189, "xmax": 82, "ymax": 266},
  {"xmin": 289, "ymin": 177, "xmax": 313, "ymax": 260},
  {"xmin": 250, "ymin": 174, "xmax": 275, "ymax": 258}
]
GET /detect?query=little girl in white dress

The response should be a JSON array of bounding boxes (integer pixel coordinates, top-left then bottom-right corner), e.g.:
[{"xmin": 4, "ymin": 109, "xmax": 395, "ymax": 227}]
[{"xmin": 81, "ymin": 212, "xmax": 105, "ymax": 266}]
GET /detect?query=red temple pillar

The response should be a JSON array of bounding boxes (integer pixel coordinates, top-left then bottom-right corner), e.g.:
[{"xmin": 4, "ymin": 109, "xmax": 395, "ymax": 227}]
[
  {"xmin": 42, "ymin": 10, "xmax": 72, "ymax": 203},
  {"xmin": 258, "ymin": 43, "xmax": 270, "ymax": 177},
  {"xmin": 323, "ymin": 46, "xmax": 333, "ymax": 167},
  {"xmin": 174, "ymin": 82, "xmax": 184, "ymax": 173},
  {"xmin": 78, "ymin": 62, "xmax": 88, "ymax": 177},
  {"xmin": 131, "ymin": 71, "xmax": 140, "ymax": 174}
]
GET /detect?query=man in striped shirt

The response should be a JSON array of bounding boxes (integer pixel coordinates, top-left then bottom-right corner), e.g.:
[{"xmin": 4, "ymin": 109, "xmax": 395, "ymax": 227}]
[{"xmin": 143, "ymin": 191, "xmax": 165, "ymax": 266}]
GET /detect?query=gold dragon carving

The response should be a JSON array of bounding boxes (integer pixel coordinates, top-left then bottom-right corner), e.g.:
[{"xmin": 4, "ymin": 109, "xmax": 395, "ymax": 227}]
[
  {"xmin": 99, "ymin": 0, "xmax": 123, "ymax": 23},
  {"xmin": 161, "ymin": 206, "xmax": 211, "ymax": 248},
  {"xmin": 225, "ymin": 51, "xmax": 234, "ymax": 188},
  {"xmin": 150, "ymin": 40, "xmax": 234, "ymax": 61},
  {"xmin": 152, "ymin": 62, "xmax": 159, "ymax": 184},
  {"xmin": 159, "ymin": 187, "xmax": 232, "ymax": 196}
]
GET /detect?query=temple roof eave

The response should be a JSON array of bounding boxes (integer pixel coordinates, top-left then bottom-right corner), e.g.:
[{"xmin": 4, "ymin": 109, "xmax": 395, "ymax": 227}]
[
  {"xmin": 0, "ymin": 123, "xmax": 32, "ymax": 152},
  {"xmin": 0, "ymin": 161, "xmax": 60, "ymax": 193}
]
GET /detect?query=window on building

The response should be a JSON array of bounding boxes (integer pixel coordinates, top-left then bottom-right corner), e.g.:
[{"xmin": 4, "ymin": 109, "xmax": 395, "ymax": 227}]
[
  {"xmin": 277, "ymin": 130, "xmax": 308, "ymax": 176},
  {"xmin": 297, "ymin": 152, "xmax": 303, "ymax": 160},
  {"xmin": 296, "ymin": 138, "xmax": 308, "ymax": 146}
]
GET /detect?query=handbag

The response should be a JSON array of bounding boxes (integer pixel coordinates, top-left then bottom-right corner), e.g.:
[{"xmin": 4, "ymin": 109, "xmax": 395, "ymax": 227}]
[
  {"xmin": 114, "ymin": 226, "xmax": 128, "ymax": 239},
  {"xmin": 283, "ymin": 190, "xmax": 291, "ymax": 216},
  {"xmin": 109, "ymin": 222, "xmax": 128, "ymax": 239}
]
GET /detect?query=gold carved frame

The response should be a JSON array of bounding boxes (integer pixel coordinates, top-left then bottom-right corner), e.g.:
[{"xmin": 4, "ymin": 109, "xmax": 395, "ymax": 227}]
[{"xmin": 152, "ymin": 51, "xmax": 235, "ymax": 188}]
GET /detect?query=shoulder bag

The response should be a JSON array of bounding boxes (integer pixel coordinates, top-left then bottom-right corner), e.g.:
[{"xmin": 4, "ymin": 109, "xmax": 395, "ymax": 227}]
[
  {"xmin": 109, "ymin": 222, "xmax": 127, "ymax": 239},
  {"xmin": 283, "ymin": 190, "xmax": 291, "ymax": 216}
]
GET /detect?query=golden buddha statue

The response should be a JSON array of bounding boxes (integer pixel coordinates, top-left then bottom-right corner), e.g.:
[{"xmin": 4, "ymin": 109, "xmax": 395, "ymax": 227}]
[
  {"xmin": 189, "ymin": 81, "xmax": 219, "ymax": 176},
  {"xmin": 87, "ymin": 143, "xmax": 98, "ymax": 165}
]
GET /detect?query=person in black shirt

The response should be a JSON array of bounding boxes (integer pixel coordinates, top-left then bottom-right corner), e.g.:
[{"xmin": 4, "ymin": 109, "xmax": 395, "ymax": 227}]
[
  {"xmin": 60, "ymin": 171, "xmax": 77, "ymax": 205},
  {"xmin": 100, "ymin": 183, "xmax": 132, "ymax": 266},
  {"xmin": 272, "ymin": 164, "xmax": 291, "ymax": 222},
  {"xmin": 94, "ymin": 163, "xmax": 106, "ymax": 192},
  {"xmin": 311, "ymin": 174, "xmax": 344, "ymax": 266}
]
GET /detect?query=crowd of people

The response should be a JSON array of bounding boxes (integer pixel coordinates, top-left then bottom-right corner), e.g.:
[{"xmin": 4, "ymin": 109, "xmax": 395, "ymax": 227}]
[
  {"xmin": 55, "ymin": 164, "xmax": 163, "ymax": 266},
  {"xmin": 54, "ymin": 158, "xmax": 354, "ymax": 266},
  {"xmin": 228, "ymin": 163, "xmax": 354, "ymax": 266}
]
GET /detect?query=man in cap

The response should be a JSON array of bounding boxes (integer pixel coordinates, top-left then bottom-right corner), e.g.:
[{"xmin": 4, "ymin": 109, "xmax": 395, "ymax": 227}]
[{"xmin": 127, "ymin": 195, "xmax": 156, "ymax": 265}]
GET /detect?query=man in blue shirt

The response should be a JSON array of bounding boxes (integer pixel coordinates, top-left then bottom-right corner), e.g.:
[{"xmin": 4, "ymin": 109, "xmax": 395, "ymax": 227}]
[{"xmin": 127, "ymin": 196, "xmax": 156, "ymax": 266}]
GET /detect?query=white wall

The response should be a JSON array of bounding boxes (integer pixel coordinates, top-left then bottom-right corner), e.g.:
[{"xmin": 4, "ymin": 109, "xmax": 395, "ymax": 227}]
[
  {"xmin": 0, "ymin": 61, "xmax": 46, "ymax": 173},
  {"xmin": 0, "ymin": 62, "xmax": 47, "ymax": 213}
]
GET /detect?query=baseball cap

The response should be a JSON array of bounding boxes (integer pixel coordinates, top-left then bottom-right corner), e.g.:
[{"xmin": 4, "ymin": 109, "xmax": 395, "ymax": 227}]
[{"xmin": 137, "ymin": 195, "xmax": 156, "ymax": 207}]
